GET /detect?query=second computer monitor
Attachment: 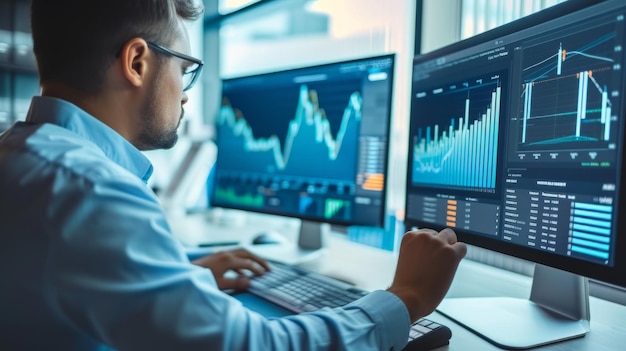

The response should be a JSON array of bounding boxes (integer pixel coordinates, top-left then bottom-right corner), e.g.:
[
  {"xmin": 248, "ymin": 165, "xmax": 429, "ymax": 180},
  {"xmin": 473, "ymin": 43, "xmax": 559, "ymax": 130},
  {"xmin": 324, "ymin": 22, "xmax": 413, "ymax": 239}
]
[
  {"xmin": 211, "ymin": 54, "xmax": 395, "ymax": 232},
  {"xmin": 405, "ymin": 0, "xmax": 626, "ymax": 348}
]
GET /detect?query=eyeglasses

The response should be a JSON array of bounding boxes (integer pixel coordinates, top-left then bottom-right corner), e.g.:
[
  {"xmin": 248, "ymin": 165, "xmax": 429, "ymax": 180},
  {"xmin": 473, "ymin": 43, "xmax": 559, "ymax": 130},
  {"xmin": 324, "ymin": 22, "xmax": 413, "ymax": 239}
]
[{"xmin": 146, "ymin": 41, "xmax": 204, "ymax": 92}]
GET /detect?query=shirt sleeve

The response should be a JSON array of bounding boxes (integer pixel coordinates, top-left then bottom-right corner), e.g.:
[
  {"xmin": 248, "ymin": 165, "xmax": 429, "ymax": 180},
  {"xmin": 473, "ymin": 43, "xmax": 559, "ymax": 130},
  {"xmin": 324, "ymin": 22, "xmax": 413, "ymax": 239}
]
[{"xmin": 45, "ymin": 173, "xmax": 411, "ymax": 351}]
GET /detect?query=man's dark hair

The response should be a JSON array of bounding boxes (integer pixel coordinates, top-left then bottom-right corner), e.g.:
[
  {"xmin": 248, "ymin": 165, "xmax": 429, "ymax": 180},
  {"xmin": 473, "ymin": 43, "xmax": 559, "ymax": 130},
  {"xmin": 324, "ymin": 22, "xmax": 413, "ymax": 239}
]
[{"xmin": 31, "ymin": 0, "xmax": 204, "ymax": 92}]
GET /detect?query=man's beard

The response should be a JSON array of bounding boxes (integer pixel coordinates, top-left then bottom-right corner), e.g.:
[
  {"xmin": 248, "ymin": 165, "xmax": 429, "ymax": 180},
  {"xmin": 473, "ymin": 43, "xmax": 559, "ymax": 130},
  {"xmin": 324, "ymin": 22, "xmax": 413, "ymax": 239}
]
[{"xmin": 135, "ymin": 105, "xmax": 183, "ymax": 151}]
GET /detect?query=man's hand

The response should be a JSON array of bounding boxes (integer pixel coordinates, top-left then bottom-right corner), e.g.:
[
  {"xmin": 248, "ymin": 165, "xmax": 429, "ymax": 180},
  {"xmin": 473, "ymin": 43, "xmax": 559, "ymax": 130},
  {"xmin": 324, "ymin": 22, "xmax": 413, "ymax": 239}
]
[
  {"xmin": 387, "ymin": 228, "xmax": 467, "ymax": 322},
  {"xmin": 192, "ymin": 248, "xmax": 271, "ymax": 291}
]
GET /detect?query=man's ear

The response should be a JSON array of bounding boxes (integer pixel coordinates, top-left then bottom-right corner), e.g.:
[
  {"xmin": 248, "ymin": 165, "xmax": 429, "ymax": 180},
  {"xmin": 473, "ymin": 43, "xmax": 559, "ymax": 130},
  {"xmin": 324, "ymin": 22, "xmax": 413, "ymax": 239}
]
[{"xmin": 118, "ymin": 38, "xmax": 150, "ymax": 90}]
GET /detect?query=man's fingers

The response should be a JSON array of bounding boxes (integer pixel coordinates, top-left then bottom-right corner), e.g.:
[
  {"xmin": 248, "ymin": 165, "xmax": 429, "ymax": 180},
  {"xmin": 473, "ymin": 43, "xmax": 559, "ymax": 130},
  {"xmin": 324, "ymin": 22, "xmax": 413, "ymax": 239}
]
[
  {"xmin": 229, "ymin": 257, "xmax": 267, "ymax": 276},
  {"xmin": 413, "ymin": 228, "xmax": 438, "ymax": 236},
  {"xmin": 219, "ymin": 277, "xmax": 250, "ymax": 290},
  {"xmin": 452, "ymin": 241, "xmax": 468, "ymax": 258},
  {"xmin": 231, "ymin": 249, "xmax": 271, "ymax": 271},
  {"xmin": 437, "ymin": 228, "xmax": 458, "ymax": 244}
]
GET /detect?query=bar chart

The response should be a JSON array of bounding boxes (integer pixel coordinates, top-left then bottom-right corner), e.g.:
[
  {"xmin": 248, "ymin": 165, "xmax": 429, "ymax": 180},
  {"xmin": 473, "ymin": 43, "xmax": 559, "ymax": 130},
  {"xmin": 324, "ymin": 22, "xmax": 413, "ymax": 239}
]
[{"xmin": 411, "ymin": 76, "xmax": 503, "ymax": 192}]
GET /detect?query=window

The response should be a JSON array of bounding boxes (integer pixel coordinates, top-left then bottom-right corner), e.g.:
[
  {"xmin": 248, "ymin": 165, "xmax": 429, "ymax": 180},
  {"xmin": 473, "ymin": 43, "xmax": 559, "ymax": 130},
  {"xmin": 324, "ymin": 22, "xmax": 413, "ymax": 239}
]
[{"xmin": 461, "ymin": 0, "xmax": 568, "ymax": 38}]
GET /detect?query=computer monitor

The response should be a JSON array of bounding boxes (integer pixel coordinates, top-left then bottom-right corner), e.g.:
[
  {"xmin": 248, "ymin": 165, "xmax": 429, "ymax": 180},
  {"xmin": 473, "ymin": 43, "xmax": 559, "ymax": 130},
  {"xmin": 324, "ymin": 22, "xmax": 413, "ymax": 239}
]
[
  {"xmin": 405, "ymin": 0, "xmax": 626, "ymax": 348},
  {"xmin": 211, "ymin": 54, "xmax": 395, "ymax": 263}
]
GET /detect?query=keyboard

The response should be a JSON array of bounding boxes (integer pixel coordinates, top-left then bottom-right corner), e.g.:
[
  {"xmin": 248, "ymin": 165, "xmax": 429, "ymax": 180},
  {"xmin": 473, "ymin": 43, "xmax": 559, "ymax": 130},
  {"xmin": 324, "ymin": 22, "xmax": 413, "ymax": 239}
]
[{"xmin": 248, "ymin": 261, "xmax": 452, "ymax": 351}]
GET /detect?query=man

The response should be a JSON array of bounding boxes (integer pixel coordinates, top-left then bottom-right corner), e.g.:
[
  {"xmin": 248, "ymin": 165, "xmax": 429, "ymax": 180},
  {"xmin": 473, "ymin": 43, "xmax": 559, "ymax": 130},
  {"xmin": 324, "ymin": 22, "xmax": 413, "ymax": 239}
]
[{"xmin": 0, "ymin": 0, "xmax": 467, "ymax": 350}]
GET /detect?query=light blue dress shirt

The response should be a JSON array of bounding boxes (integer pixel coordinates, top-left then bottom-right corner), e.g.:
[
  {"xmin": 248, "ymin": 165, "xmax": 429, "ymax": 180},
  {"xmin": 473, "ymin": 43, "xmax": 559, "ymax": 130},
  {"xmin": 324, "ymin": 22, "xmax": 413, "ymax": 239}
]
[{"xmin": 0, "ymin": 96, "xmax": 410, "ymax": 350}]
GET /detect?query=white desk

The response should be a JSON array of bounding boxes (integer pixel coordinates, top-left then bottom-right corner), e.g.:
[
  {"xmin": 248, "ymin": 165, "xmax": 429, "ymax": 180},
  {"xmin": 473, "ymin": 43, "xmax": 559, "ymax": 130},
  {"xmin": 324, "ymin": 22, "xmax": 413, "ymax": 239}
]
[{"xmin": 170, "ymin": 211, "xmax": 626, "ymax": 351}]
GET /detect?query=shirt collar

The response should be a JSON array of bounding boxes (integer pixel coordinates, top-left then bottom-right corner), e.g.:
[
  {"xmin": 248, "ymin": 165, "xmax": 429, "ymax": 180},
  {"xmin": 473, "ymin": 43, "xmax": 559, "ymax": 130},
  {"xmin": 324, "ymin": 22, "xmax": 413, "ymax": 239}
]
[{"xmin": 26, "ymin": 96, "xmax": 154, "ymax": 183}]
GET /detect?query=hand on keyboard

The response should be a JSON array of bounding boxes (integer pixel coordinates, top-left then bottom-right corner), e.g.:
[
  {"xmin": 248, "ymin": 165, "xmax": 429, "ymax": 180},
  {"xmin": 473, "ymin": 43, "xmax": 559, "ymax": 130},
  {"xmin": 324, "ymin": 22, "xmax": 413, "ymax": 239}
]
[
  {"xmin": 248, "ymin": 261, "xmax": 452, "ymax": 351},
  {"xmin": 192, "ymin": 248, "xmax": 271, "ymax": 290},
  {"xmin": 248, "ymin": 261, "xmax": 367, "ymax": 312}
]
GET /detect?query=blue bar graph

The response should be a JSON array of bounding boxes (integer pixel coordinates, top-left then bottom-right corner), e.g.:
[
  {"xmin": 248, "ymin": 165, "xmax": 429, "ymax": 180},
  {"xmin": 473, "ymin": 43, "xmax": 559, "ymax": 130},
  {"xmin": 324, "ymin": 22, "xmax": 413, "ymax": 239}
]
[
  {"xmin": 569, "ymin": 201, "xmax": 613, "ymax": 262},
  {"xmin": 412, "ymin": 85, "xmax": 501, "ymax": 191}
]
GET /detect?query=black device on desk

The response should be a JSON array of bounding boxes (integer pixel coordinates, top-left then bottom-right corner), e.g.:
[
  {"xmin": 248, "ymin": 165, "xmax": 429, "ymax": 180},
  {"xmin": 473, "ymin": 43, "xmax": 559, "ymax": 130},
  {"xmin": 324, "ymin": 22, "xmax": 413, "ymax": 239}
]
[
  {"xmin": 405, "ymin": 0, "xmax": 626, "ymax": 349},
  {"xmin": 209, "ymin": 54, "xmax": 395, "ymax": 263},
  {"xmin": 243, "ymin": 260, "xmax": 451, "ymax": 351}
]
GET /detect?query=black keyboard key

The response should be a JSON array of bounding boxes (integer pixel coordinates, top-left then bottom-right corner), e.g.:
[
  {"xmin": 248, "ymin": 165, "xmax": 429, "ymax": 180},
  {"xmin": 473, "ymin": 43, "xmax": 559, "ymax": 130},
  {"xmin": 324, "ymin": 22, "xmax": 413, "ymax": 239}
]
[{"xmin": 402, "ymin": 319, "xmax": 452, "ymax": 351}]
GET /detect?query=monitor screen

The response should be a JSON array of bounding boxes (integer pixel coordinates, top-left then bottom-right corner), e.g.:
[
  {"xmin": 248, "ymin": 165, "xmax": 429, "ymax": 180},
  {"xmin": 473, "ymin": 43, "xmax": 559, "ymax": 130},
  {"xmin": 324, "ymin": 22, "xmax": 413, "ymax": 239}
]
[
  {"xmin": 211, "ymin": 54, "xmax": 394, "ymax": 229},
  {"xmin": 405, "ymin": 0, "xmax": 626, "ymax": 347}
]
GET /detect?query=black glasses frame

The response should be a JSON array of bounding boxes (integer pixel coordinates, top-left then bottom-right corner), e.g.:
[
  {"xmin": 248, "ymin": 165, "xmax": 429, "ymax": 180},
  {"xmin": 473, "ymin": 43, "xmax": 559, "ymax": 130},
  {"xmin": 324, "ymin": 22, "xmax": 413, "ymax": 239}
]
[{"xmin": 146, "ymin": 41, "xmax": 204, "ymax": 91}]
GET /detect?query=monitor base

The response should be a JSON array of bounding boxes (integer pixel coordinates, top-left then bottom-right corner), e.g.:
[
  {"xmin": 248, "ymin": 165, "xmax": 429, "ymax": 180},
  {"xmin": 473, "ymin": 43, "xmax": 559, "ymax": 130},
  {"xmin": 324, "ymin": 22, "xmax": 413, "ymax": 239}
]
[
  {"xmin": 246, "ymin": 220, "xmax": 329, "ymax": 265},
  {"xmin": 437, "ymin": 264, "xmax": 590, "ymax": 349},
  {"xmin": 437, "ymin": 297, "xmax": 589, "ymax": 349}
]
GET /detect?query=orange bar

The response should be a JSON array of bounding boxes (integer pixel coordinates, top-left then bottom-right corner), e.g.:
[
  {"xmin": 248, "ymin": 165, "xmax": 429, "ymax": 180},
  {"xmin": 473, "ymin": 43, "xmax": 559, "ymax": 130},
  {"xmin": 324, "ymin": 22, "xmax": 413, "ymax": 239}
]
[
  {"xmin": 446, "ymin": 221, "xmax": 456, "ymax": 227},
  {"xmin": 362, "ymin": 173, "xmax": 385, "ymax": 191},
  {"xmin": 447, "ymin": 210, "xmax": 456, "ymax": 216},
  {"xmin": 447, "ymin": 205, "xmax": 457, "ymax": 211},
  {"xmin": 446, "ymin": 216, "xmax": 456, "ymax": 222},
  {"xmin": 447, "ymin": 199, "xmax": 457, "ymax": 205}
]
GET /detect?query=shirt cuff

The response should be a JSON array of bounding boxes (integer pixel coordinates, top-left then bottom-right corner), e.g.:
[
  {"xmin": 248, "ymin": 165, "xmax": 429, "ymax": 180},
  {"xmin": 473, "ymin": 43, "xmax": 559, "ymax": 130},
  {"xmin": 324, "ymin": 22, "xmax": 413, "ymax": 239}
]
[
  {"xmin": 184, "ymin": 247, "xmax": 215, "ymax": 262},
  {"xmin": 347, "ymin": 289, "xmax": 410, "ymax": 350}
]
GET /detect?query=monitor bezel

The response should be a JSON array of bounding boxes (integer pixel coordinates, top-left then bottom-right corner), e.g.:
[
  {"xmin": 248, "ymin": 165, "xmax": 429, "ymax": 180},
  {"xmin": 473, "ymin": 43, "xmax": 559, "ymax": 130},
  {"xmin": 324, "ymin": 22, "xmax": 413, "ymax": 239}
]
[
  {"xmin": 211, "ymin": 53, "xmax": 396, "ymax": 229},
  {"xmin": 404, "ymin": 0, "xmax": 626, "ymax": 288}
]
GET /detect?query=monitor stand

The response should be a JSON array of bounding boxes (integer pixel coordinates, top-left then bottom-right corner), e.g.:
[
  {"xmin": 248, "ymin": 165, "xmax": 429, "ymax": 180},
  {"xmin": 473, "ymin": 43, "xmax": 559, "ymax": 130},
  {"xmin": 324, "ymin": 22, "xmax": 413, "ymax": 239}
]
[
  {"xmin": 436, "ymin": 264, "xmax": 590, "ymax": 349},
  {"xmin": 247, "ymin": 220, "xmax": 328, "ymax": 265}
]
